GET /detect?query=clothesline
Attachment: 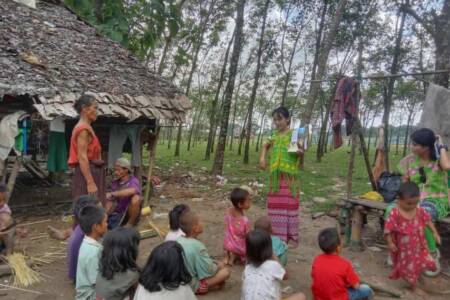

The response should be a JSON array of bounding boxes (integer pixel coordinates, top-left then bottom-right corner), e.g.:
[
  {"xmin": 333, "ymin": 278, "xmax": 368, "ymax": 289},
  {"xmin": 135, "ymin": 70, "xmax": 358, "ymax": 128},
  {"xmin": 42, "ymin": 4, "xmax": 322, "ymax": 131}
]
[{"xmin": 307, "ymin": 69, "xmax": 450, "ymax": 83}]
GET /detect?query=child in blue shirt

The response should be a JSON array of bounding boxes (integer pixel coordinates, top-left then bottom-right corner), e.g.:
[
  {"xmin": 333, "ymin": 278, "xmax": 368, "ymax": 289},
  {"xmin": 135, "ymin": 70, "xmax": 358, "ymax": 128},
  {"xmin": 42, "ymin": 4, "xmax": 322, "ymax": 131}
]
[
  {"xmin": 76, "ymin": 205, "xmax": 108, "ymax": 300},
  {"xmin": 254, "ymin": 216, "xmax": 288, "ymax": 266}
]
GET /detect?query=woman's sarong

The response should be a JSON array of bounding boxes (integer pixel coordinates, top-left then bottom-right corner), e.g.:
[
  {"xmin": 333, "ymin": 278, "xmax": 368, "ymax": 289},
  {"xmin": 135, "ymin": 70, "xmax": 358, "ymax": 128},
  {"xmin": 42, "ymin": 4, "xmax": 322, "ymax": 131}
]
[
  {"xmin": 71, "ymin": 160, "xmax": 106, "ymax": 205},
  {"xmin": 267, "ymin": 177, "xmax": 299, "ymax": 245}
]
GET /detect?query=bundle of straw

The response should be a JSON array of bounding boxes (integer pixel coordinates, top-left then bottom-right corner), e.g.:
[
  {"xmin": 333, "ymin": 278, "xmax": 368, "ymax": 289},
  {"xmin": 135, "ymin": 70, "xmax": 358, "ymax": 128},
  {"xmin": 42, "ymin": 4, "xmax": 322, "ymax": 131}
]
[{"xmin": 5, "ymin": 253, "xmax": 41, "ymax": 287}]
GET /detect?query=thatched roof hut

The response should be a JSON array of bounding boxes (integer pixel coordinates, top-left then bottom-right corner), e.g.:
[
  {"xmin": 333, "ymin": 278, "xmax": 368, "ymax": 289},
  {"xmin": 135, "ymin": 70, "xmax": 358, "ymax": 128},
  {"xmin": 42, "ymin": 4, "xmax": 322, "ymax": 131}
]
[{"xmin": 0, "ymin": 0, "xmax": 191, "ymax": 122}]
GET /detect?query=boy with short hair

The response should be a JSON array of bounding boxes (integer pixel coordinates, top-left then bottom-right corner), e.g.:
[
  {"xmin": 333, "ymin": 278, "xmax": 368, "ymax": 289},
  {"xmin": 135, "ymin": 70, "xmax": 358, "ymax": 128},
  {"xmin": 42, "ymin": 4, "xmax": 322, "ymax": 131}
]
[
  {"xmin": 0, "ymin": 184, "xmax": 15, "ymax": 255},
  {"xmin": 76, "ymin": 205, "xmax": 108, "ymax": 300},
  {"xmin": 311, "ymin": 227, "xmax": 373, "ymax": 300},
  {"xmin": 177, "ymin": 211, "xmax": 230, "ymax": 295}
]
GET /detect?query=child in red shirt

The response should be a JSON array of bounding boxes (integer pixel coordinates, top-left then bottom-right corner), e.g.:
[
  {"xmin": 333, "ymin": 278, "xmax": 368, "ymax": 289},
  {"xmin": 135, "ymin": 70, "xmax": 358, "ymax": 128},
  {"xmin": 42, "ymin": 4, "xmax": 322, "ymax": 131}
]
[{"xmin": 311, "ymin": 228, "xmax": 373, "ymax": 300}]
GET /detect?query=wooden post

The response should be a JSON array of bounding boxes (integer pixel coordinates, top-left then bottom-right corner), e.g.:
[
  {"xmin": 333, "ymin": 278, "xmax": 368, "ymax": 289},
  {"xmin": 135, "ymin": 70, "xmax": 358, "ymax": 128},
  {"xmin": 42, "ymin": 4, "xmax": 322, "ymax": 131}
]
[
  {"xmin": 356, "ymin": 118, "xmax": 377, "ymax": 190},
  {"xmin": 350, "ymin": 205, "xmax": 364, "ymax": 251},
  {"xmin": 6, "ymin": 158, "xmax": 21, "ymax": 203},
  {"xmin": 143, "ymin": 127, "xmax": 160, "ymax": 207},
  {"xmin": 347, "ymin": 132, "xmax": 358, "ymax": 199},
  {"xmin": 0, "ymin": 158, "xmax": 7, "ymax": 184}
]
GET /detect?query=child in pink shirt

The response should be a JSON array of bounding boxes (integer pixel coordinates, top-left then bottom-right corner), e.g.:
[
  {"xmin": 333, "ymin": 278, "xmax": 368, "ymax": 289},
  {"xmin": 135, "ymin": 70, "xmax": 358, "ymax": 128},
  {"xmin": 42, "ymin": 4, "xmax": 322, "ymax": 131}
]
[{"xmin": 223, "ymin": 187, "xmax": 251, "ymax": 266}]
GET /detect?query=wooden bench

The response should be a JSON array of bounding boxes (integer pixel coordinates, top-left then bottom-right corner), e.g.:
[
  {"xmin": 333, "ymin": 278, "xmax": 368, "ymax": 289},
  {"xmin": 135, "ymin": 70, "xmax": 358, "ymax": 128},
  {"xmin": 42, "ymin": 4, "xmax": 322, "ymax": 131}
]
[{"xmin": 339, "ymin": 197, "xmax": 450, "ymax": 251}]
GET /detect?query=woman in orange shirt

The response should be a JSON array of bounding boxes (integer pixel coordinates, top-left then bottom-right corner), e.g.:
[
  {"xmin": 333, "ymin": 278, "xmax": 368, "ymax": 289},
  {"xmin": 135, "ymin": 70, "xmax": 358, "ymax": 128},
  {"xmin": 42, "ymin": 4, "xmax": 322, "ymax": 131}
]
[{"xmin": 68, "ymin": 94, "xmax": 105, "ymax": 204}]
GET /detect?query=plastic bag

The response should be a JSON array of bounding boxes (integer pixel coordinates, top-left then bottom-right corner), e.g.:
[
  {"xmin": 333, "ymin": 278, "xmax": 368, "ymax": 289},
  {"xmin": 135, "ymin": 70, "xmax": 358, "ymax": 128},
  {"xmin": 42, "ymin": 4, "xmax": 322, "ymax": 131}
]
[{"xmin": 377, "ymin": 171, "xmax": 402, "ymax": 203}]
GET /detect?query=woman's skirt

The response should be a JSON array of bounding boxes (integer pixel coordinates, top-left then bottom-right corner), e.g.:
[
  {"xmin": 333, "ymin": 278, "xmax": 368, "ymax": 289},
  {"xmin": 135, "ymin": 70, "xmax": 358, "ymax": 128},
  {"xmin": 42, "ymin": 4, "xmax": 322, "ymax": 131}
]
[
  {"xmin": 267, "ymin": 177, "xmax": 299, "ymax": 245},
  {"xmin": 71, "ymin": 160, "xmax": 106, "ymax": 205}
]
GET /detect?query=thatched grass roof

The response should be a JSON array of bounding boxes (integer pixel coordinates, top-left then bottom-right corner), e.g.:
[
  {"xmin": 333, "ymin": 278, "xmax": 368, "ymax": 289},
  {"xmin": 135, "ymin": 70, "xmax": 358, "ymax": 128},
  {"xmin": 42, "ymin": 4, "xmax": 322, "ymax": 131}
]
[{"xmin": 0, "ymin": 0, "xmax": 191, "ymax": 122}]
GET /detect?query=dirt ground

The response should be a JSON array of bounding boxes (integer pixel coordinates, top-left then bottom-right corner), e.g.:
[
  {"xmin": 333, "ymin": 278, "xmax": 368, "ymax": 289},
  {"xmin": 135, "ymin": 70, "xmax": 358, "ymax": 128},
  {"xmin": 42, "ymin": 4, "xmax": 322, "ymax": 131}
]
[{"xmin": 3, "ymin": 174, "xmax": 450, "ymax": 300}]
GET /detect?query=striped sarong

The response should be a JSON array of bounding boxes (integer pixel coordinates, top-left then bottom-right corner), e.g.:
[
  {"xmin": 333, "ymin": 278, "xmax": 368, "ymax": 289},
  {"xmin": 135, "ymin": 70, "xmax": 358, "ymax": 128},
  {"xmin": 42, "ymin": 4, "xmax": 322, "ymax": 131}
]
[{"xmin": 267, "ymin": 177, "xmax": 299, "ymax": 245}]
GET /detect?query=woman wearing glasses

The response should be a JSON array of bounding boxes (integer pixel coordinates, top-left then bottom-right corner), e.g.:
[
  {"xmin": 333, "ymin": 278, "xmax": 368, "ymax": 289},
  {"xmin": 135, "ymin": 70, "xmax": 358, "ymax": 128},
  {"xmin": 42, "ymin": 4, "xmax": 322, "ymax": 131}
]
[{"xmin": 387, "ymin": 128, "xmax": 450, "ymax": 275}]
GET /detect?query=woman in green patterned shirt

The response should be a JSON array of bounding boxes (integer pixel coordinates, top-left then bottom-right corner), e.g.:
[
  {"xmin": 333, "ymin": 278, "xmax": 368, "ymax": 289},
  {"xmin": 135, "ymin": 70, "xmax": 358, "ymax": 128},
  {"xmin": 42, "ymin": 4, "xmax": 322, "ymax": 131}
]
[
  {"xmin": 259, "ymin": 107, "xmax": 303, "ymax": 248},
  {"xmin": 386, "ymin": 128, "xmax": 450, "ymax": 274}
]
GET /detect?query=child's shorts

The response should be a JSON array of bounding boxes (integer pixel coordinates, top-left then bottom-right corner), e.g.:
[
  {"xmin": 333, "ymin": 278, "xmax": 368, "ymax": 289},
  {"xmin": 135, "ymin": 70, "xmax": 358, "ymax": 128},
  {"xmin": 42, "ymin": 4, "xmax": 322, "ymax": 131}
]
[{"xmin": 195, "ymin": 279, "xmax": 208, "ymax": 295}]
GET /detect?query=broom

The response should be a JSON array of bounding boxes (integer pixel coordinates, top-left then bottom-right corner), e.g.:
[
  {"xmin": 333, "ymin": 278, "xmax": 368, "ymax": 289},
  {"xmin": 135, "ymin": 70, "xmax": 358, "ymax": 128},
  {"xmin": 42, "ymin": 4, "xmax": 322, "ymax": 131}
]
[
  {"xmin": 4, "ymin": 253, "xmax": 41, "ymax": 287},
  {"xmin": 141, "ymin": 206, "xmax": 167, "ymax": 239}
]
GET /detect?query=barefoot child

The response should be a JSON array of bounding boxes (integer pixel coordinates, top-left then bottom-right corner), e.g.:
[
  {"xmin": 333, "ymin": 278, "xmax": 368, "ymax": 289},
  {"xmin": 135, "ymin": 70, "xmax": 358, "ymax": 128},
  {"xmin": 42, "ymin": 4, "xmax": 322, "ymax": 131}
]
[
  {"xmin": 311, "ymin": 228, "xmax": 373, "ymax": 300},
  {"xmin": 68, "ymin": 195, "xmax": 100, "ymax": 283},
  {"xmin": 254, "ymin": 216, "xmax": 288, "ymax": 266},
  {"xmin": 96, "ymin": 227, "xmax": 140, "ymax": 300},
  {"xmin": 384, "ymin": 182, "xmax": 439, "ymax": 294},
  {"xmin": 134, "ymin": 241, "xmax": 196, "ymax": 300},
  {"xmin": 76, "ymin": 206, "xmax": 108, "ymax": 300},
  {"xmin": 223, "ymin": 187, "xmax": 251, "ymax": 265},
  {"xmin": 177, "ymin": 211, "xmax": 230, "ymax": 295},
  {"xmin": 165, "ymin": 204, "xmax": 190, "ymax": 242},
  {"xmin": 241, "ymin": 230, "xmax": 305, "ymax": 300}
]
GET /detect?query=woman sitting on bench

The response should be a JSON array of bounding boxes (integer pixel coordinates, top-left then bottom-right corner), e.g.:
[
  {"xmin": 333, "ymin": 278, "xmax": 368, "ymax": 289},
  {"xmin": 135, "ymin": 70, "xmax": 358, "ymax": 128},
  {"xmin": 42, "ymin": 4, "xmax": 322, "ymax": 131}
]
[{"xmin": 386, "ymin": 128, "xmax": 450, "ymax": 275}]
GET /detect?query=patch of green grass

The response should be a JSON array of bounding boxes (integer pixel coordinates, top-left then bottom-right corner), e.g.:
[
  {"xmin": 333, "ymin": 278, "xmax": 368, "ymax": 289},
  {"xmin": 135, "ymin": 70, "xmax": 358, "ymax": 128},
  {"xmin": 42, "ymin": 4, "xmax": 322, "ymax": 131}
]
[{"xmin": 151, "ymin": 140, "xmax": 404, "ymax": 212}]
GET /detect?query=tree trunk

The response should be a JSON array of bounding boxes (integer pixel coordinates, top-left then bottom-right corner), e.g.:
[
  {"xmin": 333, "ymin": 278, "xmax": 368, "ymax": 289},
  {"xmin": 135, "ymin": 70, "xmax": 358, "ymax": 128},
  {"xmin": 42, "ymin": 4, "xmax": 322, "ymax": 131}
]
[
  {"xmin": 229, "ymin": 94, "xmax": 239, "ymax": 151},
  {"xmin": 317, "ymin": 78, "xmax": 339, "ymax": 161},
  {"xmin": 256, "ymin": 114, "xmax": 266, "ymax": 152},
  {"xmin": 382, "ymin": 11, "xmax": 406, "ymax": 171},
  {"xmin": 403, "ymin": 0, "xmax": 450, "ymax": 88},
  {"xmin": 188, "ymin": 102, "xmax": 204, "ymax": 151},
  {"xmin": 238, "ymin": 110, "xmax": 249, "ymax": 156},
  {"xmin": 167, "ymin": 125, "xmax": 173, "ymax": 149},
  {"xmin": 403, "ymin": 109, "xmax": 413, "ymax": 157},
  {"xmin": 244, "ymin": 0, "xmax": 270, "ymax": 164},
  {"xmin": 301, "ymin": 0, "xmax": 347, "ymax": 125},
  {"xmin": 205, "ymin": 33, "xmax": 235, "ymax": 160},
  {"xmin": 310, "ymin": 2, "xmax": 328, "ymax": 93},
  {"xmin": 212, "ymin": 0, "xmax": 246, "ymax": 175},
  {"xmin": 395, "ymin": 126, "xmax": 401, "ymax": 155},
  {"xmin": 280, "ymin": 32, "xmax": 302, "ymax": 105},
  {"xmin": 175, "ymin": 1, "xmax": 215, "ymax": 156},
  {"xmin": 174, "ymin": 124, "xmax": 182, "ymax": 156}
]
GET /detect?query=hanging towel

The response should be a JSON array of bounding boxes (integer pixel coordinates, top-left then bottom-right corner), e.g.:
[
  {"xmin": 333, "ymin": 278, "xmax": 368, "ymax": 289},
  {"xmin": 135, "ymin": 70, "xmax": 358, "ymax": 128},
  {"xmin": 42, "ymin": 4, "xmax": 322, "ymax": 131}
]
[
  {"xmin": 330, "ymin": 77, "xmax": 358, "ymax": 149},
  {"xmin": 0, "ymin": 110, "xmax": 27, "ymax": 160},
  {"xmin": 419, "ymin": 83, "xmax": 450, "ymax": 147},
  {"xmin": 108, "ymin": 125, "xmax": 143, "ymax": 168}
]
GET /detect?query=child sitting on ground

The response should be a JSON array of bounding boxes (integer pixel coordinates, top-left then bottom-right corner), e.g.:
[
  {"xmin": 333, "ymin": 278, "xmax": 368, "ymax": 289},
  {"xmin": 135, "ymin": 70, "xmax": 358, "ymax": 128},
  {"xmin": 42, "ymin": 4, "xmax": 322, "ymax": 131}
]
[
  {"xmin": 241, "ymin": 229, "xmax": 305, "ymax": 300},
  {"xmin": 68, "ymin": 195, "xmax": 100, "ymax": 283},
  {"xmin": 96, "ymin": 227, "xmax": 140, "ymax": 300},
  {"xmin": 134, "ymin": 241, "xmax": 197, "ymax": 300},
  {"xmin": 311, "ymin": 227, "xmax": 373, "ymax": 300},
  {"xmin": 177, "ymin": 211, "xmax": 230, "ymax": 295},
  {"xmin": 165, "ymin": 204, "xmax": 190, "ymax": 242},
  {"xmin": 0, "ymin": 184, "xmax": 15, "ymax": 255},
  {"xmin": 223, "ymin": 187, "xmax": 251, "ymax": 266},
  {"xmin": 384, "ymin": 182, "xmax": 440, "ymax": 296},
  {"xmin": 254, "ymin": 216, "xmax": 288, "ymax": 266},
  {"xmin": 76, "ymin": 206, "xmax": 108, "ymax": 300}
]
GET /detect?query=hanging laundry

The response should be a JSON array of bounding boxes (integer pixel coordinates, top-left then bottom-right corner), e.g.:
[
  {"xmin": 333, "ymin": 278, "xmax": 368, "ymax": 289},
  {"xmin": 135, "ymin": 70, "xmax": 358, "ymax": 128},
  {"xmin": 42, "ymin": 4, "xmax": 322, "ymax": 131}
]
[
  {"xmin": 108, "ymin": 125, "xmax": 143, "ymax": 168},
  {"xmin": 330, "ymin": 77, "xmax": 358, "ymax": 149},
  {"xmin": 0, "ymin": 110, "xmax": 27, "ymax": 160},
  {"xmin": 419, "ymin": 83, "xmax": 450, "ymax": 147},
  {"xmin": 15, "ymin": 118, "xmax": 31, "ymax": 154},
  {"xmin": 47, "ymin": 117, "xmax": 68, "ymax": 173}
]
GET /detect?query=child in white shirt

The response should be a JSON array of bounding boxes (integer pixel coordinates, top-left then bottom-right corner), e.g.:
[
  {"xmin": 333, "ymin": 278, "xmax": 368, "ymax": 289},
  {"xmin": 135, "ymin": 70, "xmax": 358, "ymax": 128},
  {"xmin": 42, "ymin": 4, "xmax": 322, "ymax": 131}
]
[
  {"xmin": 241, "ymin": 229, "xmax": 305, "ymax": 300},
  {"xmin": 165, "ymin": 204, "xmax": 190, "ymax": 242}
]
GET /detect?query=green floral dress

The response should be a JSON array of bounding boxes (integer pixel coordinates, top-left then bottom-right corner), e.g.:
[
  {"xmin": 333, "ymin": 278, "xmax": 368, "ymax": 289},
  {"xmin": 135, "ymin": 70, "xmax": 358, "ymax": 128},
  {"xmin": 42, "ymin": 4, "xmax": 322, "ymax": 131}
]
[{"xmin": 397, "ymin": 154, "xmax": 449, "ymax": 219}]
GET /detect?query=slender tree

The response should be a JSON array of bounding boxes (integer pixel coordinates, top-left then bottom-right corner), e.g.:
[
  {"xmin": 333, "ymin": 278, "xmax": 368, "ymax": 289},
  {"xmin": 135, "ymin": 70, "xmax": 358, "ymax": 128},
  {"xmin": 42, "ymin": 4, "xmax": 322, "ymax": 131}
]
[
  {"xmin": 244, "ymin": 0, "xmax": 271, "ymax": 164},
  {"xmin": 212, "ymin": 0, "xmax": 246, "ymax": 175}
]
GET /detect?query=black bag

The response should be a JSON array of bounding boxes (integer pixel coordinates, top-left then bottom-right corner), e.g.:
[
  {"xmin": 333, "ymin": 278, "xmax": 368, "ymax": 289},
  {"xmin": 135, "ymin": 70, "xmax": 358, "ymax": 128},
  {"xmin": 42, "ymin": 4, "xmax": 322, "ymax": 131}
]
[{"xmin": 377, "ymin": 171, "xmax": 402, "ymax": 203}]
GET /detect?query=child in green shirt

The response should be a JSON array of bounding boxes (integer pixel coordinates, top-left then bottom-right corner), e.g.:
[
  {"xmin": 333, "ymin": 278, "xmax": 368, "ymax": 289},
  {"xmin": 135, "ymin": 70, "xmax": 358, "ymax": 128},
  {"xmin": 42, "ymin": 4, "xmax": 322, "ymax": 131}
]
[
  {"xmin": 76, "ymin": 206, "xmax": 108, "ymax": 300},
  {"xmin": 177, "ymin": 211, "xmax": 230, "ymax": 295}
]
